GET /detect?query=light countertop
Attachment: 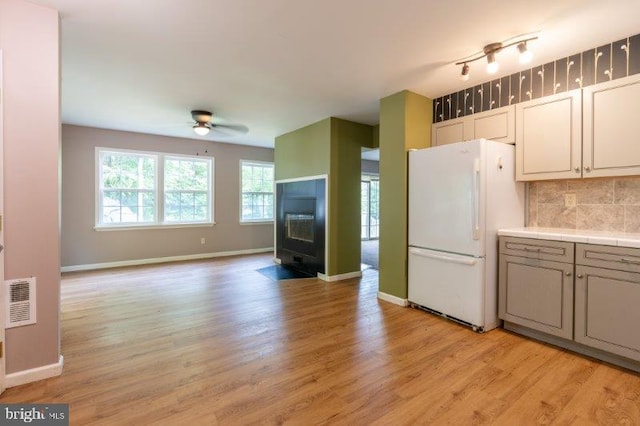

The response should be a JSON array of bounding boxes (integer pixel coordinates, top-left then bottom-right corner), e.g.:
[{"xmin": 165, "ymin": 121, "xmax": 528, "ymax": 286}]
[{"xmin": 498, "ymin": 227, "xmax": 640, "ymax": 249}]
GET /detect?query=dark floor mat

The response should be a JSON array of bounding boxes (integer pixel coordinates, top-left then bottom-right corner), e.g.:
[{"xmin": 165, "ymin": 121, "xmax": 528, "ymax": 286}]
[{"xmin": 257, "ymin": 265, "xmax": 315, "ymax": 281}]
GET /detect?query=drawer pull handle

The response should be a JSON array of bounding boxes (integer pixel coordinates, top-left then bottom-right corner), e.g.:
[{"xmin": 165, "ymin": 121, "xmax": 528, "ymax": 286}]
[
  {"xmin": 577, "ymin": 274, "xmax": 584, "ymax": 278},
  {"xmin": 565, "ymin": 272, "xmax": 572, "ymax": 276},
  {"xmin": 620, "ymin": 258, "xmax": 640, "ymax": 264},
  {"xmin": 523, "ymin": 247, "xmax": 541, "ymax": 252}
]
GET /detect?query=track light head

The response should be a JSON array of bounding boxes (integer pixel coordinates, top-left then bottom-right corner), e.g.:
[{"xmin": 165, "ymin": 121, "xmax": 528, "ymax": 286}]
[
  {"xmin": 486, "ymin": 52, "xmax": 499, "ymax": 74},
  {"xmin": 460, "ymin": 63, "xmax": 470, "ymax": 81},
  {"xmin": 518, "ymin": 41, "xmax": 533, "ymax": 64}
]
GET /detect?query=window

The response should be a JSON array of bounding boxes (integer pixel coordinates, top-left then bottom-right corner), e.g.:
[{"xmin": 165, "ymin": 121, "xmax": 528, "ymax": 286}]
[
  {"xmin": 164, "ymin": 156, "xmax": 212, "ymax": 223},
  {"xmin": 98, "ymin": 150, "xmax": 157, "ymax": 225},
  {"xmin": 361, "ymin": 175, "xmax": 379, "ymax": 240},
  {"xmin": 96, "ymin": 148, "xmax": 213, "ymax": 229},
  {"xmin": 240, "ymin": 160, "xmax": 274, "ymax": 222}
]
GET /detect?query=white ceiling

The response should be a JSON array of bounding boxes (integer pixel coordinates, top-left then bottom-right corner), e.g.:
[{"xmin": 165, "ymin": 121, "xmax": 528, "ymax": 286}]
[{"xmin": 30, "ymin": 0, "xmax": 640, "ymax": 148}]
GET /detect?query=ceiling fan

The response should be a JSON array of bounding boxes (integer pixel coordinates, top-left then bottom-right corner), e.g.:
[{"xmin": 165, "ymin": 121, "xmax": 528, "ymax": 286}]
[{"xmin": 190, "ymin": 110, "xmax": 248, "ymax": 137}]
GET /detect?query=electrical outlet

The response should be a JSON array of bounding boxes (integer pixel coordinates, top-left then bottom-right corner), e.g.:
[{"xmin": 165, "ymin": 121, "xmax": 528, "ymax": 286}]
[
  {"xmin": 200, "ymin": 238, "xmax": 206, "ymax": 245},
  {"xmin": 565, "ymin": 193, "xmax": 577, "ymax": 208}
]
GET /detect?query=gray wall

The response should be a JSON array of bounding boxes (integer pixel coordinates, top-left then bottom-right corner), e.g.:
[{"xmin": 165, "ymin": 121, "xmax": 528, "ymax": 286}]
[
  {"xmin": 361, "ymin": 159, "xmax": 379, "ymax": 175},
  {"xmin": 62, "ymin": 125, "xmax": 274, "ymax": 267}
]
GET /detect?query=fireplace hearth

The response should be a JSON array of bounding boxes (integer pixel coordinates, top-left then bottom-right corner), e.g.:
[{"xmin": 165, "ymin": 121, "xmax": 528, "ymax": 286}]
[{"xmin": 276, "ymin": 178, "xmax": 326, "ymax": 276}]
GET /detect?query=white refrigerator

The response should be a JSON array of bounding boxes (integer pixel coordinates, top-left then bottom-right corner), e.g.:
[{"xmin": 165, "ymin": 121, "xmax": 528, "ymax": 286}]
[{"xmin": 408, "ymin": 139, "xmax": 524, "ymax": 332}]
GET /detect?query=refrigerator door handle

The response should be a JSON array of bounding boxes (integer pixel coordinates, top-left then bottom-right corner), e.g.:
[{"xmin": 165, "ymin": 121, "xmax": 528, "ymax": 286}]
[
  {"xmin": 472, "ymin": 158, "xmax": 480, "ymax": 240},
  {"xmin": 409, "ymin": 247, "xmax": 477, "ymax": 266}
]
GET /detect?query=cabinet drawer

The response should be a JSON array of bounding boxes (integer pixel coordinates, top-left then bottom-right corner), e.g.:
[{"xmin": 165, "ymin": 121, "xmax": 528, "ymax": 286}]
[
  {"xmin": 498, "ymin": 254, "xmax": 574, "ymax": 339},
  {"xmin": 575, "ymin": 265, "xmax": 640, "ymax": 362},
  {"xmin": 500, "ymin": 237, "xmax": 574, "ymax": 263},
  {"xmin": 576, "ymin": 244, "xmax": 640, "ymax": 273}
]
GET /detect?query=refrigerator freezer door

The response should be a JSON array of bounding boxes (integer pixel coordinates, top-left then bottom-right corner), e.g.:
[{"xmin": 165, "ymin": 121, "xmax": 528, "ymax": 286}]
[
  {"xmin": 408, "ymin": 140, "xmax": 485, "ymax": 257},
  {"xmin": 408, "ymin": 247, "xmax": 485, "ymax": 328}
]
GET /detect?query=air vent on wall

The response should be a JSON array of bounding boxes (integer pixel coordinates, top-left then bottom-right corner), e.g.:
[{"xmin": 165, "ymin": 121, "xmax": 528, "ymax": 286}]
[{"xmin": 5, "ymin": 277, "xmax": 36, "ymax": 328}]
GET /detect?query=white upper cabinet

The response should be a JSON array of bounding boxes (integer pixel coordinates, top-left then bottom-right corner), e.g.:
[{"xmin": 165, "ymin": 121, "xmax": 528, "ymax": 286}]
[
  {"xmin": 516, "ymin": 90, "xmax": 582, "ymax": 181},
  {"xmin": 431, "ymin": 117, "xmax": 468, "ymax": 146},
  {"xmin": 514, "ymin": 74, "xmax": 640, "ymax": 181},
  {"xmin": 583, "ymin": 74, "xmax": 640, "ymax": 178},
  {"xmin": 432, "ymin": 105, "xmax": 515, "ymax": 147},
  {"xmin": 470, "ymin": 105, "xmax": 515, "ymax": 144}
]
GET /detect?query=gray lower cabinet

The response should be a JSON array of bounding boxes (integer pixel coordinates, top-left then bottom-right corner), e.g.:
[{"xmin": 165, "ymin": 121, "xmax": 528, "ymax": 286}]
[
  {"xmin": 499, "ymin": 237, "xmax": 640, "ymax": 370},
  {"xmin": 499, "ymin": 238, "xmax": 574, "ymax": 339},
  {"xmin": 574, "ymin": 244, "xmax": 640, "ymax": 362}
]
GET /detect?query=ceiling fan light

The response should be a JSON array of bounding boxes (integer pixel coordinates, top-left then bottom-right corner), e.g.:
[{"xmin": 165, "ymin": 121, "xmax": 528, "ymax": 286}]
[{"xmin": 193, "ymin": 123, "xmax": 210, "ymax": 136}]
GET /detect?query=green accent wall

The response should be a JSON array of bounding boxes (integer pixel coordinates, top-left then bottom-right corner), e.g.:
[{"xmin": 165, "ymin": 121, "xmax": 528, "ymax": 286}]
[
  {"xmin": 361, "ymin": 124, "xmax": 379, "ymax": 149},
  {"xmin": 274, "ymin": 118, "xmax": 331, "ymax": 180},
  {"xmin": 372, "ymin": 125, "xmax": 380, "ymax": 148},
  {"xmin": 330, "ymin": 118, "xmax": 373, "ymax": 275},
  {"xmin": 379, "ymin": 91, "xmax": 432, "ymax": 299},
  {"xmin": 275, "ymin": 117, "xmax": 373, "ymax": 277}
]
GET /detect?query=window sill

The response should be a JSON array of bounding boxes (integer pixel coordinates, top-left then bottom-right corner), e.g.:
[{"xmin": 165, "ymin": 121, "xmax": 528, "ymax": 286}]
[
  {"xmin": 94, "ymin": 222, "xmax": 216, "ymax": 232},
  {"xmin": 240, "ymin": 220, "xmax": 274, "ymax": 226}
]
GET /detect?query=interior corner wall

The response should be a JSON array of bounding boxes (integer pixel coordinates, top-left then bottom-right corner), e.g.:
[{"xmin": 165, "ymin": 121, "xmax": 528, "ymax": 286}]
[
  {"xmin": 372, "ymin": 125, "xmax": 380, "ymax": 148},
  {"xmin": 274, "ymin": 117, "xmax": 373, "ymax": 277},
  {"xmin": 379, "ymin": 91, "xmax": 431, "ymax": 299},
  {"xmin": 0, "ymin": 0, "xmax": 61, "ymax": 374},
  {"xmin": 330, "ymin": 118, "xmax": 373, "ymax": 276},
  {"xmin": 61, "ymin": 125, "xmax": 274, "ymax": 267}
]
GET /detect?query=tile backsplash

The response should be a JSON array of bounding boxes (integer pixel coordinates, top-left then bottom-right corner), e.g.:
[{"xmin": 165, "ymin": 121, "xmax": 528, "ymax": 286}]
[{"xmin": 527, "ymin": 177, "xmax": 640, "ymax": 233}]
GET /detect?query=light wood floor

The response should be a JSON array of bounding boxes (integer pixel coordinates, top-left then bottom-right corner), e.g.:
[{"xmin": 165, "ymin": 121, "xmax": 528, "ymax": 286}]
[{"xmin": 1, "ymin": 254, "xmax": 639, "ymax": 425}]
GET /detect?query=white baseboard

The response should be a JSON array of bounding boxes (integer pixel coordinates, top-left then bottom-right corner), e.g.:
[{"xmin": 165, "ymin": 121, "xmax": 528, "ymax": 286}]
[
  {"xmin": 6, "ymin": 355, "xmax": 64, "ymax": 388},
  {"xmin": 377, "ymin": 291, "xmax": 409, "ymax": 307},
  {"xmin": 317, "ymin": 270, "xmax": 362, "ymax": 282},
  {"xmin": 61, "ymin": 247, "xmax": 274, "ymax": 273}
]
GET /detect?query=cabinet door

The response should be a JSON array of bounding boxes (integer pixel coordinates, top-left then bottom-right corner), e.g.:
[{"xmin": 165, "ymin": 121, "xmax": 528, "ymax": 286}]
[
  {"xmin": 575, "ymin": 265, "xmax": 640, "ymax": 362},
  {"xmin": 583, "ymin": 74, "xmax": 640, "ymax": 178},
  {"xmin": 515, "ymin": 90, "xmax": 582, "ymax": 181},
  {"xmin": 431, "ymin": 117, "xmax": 470, "ymax": 146},
  {"xmin": 499, "ymin": 254, "xmax": 574, "ymax": 339},
  {"xmin": 469, "ymin": 105, "xmax": 515, "ymax": 144}
]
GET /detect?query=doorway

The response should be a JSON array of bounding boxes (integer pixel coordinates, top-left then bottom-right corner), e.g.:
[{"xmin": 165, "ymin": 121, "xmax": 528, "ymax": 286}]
[{"xmin": 361, "ymin": 174, "xmax": 379, "ymax": 269}]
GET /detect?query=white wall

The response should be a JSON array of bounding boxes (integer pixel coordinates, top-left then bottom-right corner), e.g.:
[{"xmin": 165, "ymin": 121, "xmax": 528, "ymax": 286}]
[{"xmin": 0, "ymin": 0, "xmax": 61, "ymax": 374}]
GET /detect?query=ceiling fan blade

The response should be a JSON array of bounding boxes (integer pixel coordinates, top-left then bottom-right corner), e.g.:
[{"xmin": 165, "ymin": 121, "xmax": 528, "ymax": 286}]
[{"xmin": 210, "ymin": 123, "xmax": 249, "ymax": 137}]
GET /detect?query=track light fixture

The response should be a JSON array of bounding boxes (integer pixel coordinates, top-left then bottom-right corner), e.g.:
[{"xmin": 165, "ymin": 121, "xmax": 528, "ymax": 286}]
[{"xmin": 455, "ymin": 35, "xmax": 538, "ymax": 80}]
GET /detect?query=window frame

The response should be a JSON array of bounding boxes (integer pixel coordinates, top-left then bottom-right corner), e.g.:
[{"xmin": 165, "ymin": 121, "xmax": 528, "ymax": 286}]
[
  {"xmin": 95, "ymin": 147, "xmax": 215, "ymax": 230},
  {"xmin": 239, "ymin": 159, "xmax": 274, "ymax": 224},
  {"xmin": 163, "ymin": 154, "xmax": 214, "ymax": 225}
]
